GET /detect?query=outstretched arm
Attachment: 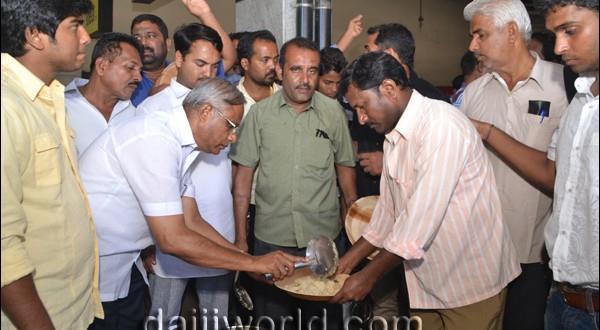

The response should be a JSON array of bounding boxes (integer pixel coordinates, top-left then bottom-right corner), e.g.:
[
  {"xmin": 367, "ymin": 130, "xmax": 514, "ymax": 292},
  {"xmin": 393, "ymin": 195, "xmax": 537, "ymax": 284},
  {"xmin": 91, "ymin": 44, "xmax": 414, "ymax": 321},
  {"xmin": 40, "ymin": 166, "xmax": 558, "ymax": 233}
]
[
  {"xmin": 471, "ymin": 119, "xmax": 556, "ymax": 196},
  {"xmin": 336, "ymin": 14, "xmax": 363, "ymax": 53}
]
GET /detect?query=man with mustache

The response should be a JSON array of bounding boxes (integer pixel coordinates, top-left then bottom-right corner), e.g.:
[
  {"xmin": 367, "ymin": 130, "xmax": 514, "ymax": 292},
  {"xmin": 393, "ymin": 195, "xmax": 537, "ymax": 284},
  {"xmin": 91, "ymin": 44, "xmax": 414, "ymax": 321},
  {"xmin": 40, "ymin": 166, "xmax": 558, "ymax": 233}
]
[
  {"xmin": 469, "ymin": 0, "xmax": 599, "ymax": 328},
  {"xmin": 461, "ymin": 1, "xmax": 569, "ymax": 328},
  {"xmin": 231, "ymin": 37, "xmax": 357, "ymax": 330},
  {"xmin": 65, "ymin": 33, "xmax": 142, "ymax": 157},
  {"xmin": 131, "ymin": 0, "xmax": 236, "ymax": 106},
  {"xmin": 331, "ymin": 51, "xmax": 520, "ymax": 330},
  {"xmin": 233, "ymin": 29, "xmax": 280, "ymax": 255},
  {"xmin": 135, "ymin": 23, "xmax": 237, "ymax": 329}
]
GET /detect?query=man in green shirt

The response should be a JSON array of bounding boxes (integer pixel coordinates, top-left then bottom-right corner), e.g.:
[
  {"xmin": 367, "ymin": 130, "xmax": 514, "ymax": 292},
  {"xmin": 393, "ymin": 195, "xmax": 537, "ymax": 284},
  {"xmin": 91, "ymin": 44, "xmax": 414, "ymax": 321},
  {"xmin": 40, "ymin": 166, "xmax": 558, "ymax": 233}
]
[{"xmin": 231, "ymin": 37, "xmax": 357, "ymax": 330}]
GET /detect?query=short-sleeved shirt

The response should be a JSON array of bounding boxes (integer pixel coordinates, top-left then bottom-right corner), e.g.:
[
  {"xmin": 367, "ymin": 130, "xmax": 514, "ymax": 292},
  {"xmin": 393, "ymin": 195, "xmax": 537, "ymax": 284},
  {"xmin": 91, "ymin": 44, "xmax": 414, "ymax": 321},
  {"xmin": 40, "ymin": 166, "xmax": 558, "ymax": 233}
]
[
  {"xmin": 1, "ymin": 53, "xmax": 102, "ymax": 328},
  {"xmin": 138, "ymin": 78, "xmax": 234, "ymax": 279},
  {"xmin": 65, "ymin": 78, "xmax": 136, "ymax": 157},
  {"xmin": 363, "ymin": 90, "xmax": 520, "ymax": 309},
  {"xmin": 79, "ymin": 105, "xmax": 198, "ymax": 301},
  {"xmin": 546, "ymin": 74, "xmax": 599, "ymax": 288},
  {"xmin": 460, "ymin": 54, "xmax": 569, "ymax": 263},
  {"xmin": 230, "ymin": 91, "xmax": 355, "ymax": 247}
]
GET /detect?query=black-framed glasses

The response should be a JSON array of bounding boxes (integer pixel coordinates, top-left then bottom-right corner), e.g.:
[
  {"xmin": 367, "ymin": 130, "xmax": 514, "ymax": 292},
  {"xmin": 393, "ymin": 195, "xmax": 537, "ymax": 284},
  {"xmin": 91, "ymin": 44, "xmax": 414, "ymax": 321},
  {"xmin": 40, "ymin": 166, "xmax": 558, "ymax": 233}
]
[{"xmin": 213, "ymin": 107, "xmax": 238, "ymax": 134}]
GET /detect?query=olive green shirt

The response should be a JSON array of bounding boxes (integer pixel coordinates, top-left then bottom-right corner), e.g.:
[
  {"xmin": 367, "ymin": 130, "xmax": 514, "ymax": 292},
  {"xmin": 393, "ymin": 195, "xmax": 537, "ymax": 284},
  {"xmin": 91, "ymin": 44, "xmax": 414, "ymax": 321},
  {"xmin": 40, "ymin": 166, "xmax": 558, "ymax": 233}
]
[{"xmin": 230, "ymin": 91, "xmax": 355, "ymax": 247}]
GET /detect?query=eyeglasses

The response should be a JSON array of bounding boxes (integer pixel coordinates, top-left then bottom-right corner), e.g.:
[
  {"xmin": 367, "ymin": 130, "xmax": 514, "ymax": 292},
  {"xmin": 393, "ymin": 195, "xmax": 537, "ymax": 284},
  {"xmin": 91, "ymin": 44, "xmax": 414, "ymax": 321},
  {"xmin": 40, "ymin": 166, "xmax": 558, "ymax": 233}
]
[{"xmin": 213, "ymin": 107, "xmax": 238, "ymax": 134}]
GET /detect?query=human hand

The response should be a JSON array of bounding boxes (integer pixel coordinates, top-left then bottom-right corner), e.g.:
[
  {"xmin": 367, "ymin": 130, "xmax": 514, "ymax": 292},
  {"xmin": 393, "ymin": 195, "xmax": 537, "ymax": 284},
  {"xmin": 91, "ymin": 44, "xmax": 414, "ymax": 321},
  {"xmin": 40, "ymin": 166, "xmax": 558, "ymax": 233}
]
[
  {"xmin": 181, "ymin": 0, "xmax": 211, "ymax": 17},
  {"xmin": 141, "ymin": 245, "xmax": 156, "ymax": 274},
  {"xmin": 345, "ymin": 14, "xmax": 363, "ymax": 39},
  {"xmin": 336, "ymin": 253, "xmax": 359, "ymax": 275},
  {"xmin": 358, "ymin": 151, "xmax": 383, "ymax": 176},
  {"xmin": 469, "ymin": 118, "xmax": 493, "ymax": 141},
  {"xmin": 330, "ymin": 271, "xmax": 375, "ymax": 304},
  {"xmin": 252, "ymin": 251, "xmax": 303, "ymax": 281}
]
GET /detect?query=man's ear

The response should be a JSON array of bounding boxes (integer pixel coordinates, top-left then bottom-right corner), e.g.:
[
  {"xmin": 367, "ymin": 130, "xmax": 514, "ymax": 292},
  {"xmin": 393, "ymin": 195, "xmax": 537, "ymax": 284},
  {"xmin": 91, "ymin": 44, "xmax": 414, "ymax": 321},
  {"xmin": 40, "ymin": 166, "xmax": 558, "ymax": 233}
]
[
  {"xmin": 507, "ymin": 22, "xmax": 519, "ymax": 44},
  {"xmin": 94, "ymin": 57, "xmax": 107, "ymax": 76},
  {"xmin": 175, "ymin": 50, "xmax": 184, "ymax": 69},
  {"xmin": 24, "ymin": 27, "xmax": 46, "ymax": 51},
  {"xmin": 378, "ymin": 79, "xmax": 398, "ymax": 98},
  {"xmin": 198, "ymin": 103, "xmax": 213, "ymax": 122},
  {"xmin": 165, "ymin": 37, "xmax": 172, "ymax": 52}
]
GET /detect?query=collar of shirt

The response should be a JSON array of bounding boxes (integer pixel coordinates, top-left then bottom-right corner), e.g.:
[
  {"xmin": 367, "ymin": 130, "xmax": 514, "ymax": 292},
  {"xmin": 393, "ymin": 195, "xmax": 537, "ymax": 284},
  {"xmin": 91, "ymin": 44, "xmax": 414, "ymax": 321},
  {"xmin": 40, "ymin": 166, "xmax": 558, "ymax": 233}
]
[
  {"xmin": 485, "ymin": 52, "xmax": 545, "ymax": 91},
  {"xmin": 574, "ymin": 73, "xmax": 598, "ymax": 98},
  {"xmin": 277, "ymin": 90, "xmax": 317, "ymax": 112},
  {"xmin": 385, "ymin": 89, "xmax": 423, "ymax": 145},
  {"xmin": 167, "ymin": 104, "xmax": 197, "ymax": 150},
  {"xmin": 170, "ymin": 78, "xmax": 191, "ymax": 100},
  {"xmin": 1, "ymin": 53, "xmax": 49, "ymax": 102},
  {"xmin": 65, "ymin": 77, "xmax": 134, "ymax": 120},
  {"xmin": 237, "ymin": 76, "xmax": 280, "ymax": 103}
]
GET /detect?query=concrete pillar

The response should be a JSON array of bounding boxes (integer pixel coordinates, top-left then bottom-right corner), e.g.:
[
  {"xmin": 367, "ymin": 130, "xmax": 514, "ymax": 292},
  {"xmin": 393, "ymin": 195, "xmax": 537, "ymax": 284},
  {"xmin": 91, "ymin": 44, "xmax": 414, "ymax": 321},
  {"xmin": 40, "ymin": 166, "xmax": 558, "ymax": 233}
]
[{"xmin": 235, "ymin": 0, "xmax": 298, "ymax": 47}]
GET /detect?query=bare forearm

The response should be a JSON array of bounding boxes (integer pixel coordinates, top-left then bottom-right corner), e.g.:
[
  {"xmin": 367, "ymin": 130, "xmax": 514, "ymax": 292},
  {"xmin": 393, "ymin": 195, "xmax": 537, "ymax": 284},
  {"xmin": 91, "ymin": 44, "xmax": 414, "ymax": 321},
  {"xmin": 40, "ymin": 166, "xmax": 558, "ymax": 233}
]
[
  {"xmin": 481, "ymin": 123, "xmax": 556, "ymax": 195},
  {"xmin": 1, "ymin": 275, "xmax": 54, "ymax": 330},
  {"xmin": 336, "ymin": 164, "xmax": 358, "ymax": 209},
  {"xmin": 232, "ymin": 165, "xmax": 254, "ymax": 246},
  {"xmin": 359, "ymin": 249, "xmax": 402, "ymax": 281}
]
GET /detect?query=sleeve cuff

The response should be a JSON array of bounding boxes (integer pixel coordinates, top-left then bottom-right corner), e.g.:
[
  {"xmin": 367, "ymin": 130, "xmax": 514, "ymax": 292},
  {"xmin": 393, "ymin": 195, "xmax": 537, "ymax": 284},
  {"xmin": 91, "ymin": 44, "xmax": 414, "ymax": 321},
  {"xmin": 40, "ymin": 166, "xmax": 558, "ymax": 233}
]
[
  {"xmin": 382, "ymin": 237, "xmax": 425, "ymax": 261},
  {"xmin": 141, "ymin": 202, "xmax": 183, "ymax": 217}
]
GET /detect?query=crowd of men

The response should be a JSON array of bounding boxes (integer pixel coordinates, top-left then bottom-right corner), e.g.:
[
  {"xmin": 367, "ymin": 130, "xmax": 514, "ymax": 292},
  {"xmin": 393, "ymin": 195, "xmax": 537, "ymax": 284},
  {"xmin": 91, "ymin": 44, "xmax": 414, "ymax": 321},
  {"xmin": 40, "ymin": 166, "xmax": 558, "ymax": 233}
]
[{"xmin": 1, "ymin": 0, "xmax": 598, "ymax": 329}]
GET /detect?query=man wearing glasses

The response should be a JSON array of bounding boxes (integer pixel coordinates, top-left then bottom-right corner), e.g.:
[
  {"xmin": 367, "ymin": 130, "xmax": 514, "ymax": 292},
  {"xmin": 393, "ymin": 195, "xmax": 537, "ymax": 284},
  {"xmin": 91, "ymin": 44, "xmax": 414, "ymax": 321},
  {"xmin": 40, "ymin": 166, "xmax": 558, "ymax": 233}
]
[{"xmin": 135, "ymin": 23, "xmax": 242, "ymax": 329}]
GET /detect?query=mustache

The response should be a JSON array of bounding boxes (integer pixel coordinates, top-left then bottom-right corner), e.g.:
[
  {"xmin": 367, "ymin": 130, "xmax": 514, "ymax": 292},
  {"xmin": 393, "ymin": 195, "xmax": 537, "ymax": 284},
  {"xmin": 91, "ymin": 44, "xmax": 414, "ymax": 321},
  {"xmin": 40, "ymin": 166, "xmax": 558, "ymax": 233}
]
[
  {"xmin": 143, "ymin": 47, "xmax": 155, "ymax": 55},
  {"xmin": 295, "ymin": 83, "xmax": 310, "ymax": 89}
]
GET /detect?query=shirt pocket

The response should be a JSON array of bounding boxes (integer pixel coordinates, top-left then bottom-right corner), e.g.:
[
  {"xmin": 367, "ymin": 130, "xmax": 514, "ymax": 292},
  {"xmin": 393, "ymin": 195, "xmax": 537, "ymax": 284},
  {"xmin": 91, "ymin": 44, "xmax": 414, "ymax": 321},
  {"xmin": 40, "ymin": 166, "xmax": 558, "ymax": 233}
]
[
  {"xmin": 34, "ymin": 133, "xmax": 61, "ymax": 186},
  {"xmin": 302, "ymin": 137, "xmax": 332, "ymax": 169},
  {"xmin": 523, "ymin": 113, "xmax": 560, "ymax": 151}
]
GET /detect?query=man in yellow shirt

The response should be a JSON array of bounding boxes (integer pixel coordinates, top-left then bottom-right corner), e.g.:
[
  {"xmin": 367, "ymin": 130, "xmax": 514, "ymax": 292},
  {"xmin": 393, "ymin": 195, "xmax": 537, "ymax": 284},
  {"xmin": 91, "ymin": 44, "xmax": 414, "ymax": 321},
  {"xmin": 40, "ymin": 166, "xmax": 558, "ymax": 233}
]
[{"xmin": 1, "ymin": 1, "xmax": 103, "ymax": 329}]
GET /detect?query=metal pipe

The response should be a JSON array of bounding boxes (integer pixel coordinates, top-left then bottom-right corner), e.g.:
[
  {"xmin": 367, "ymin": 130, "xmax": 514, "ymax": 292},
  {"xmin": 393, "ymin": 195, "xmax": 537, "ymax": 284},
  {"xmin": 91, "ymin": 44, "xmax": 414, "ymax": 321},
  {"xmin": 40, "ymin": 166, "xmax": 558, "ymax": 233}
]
[
  {"xmin": 296, "ymin": 0, "xmax": 314, "ymax": 40},
  {"xmin": 314, "ymin": 0, "xmax": 332, "ymax": 49}
]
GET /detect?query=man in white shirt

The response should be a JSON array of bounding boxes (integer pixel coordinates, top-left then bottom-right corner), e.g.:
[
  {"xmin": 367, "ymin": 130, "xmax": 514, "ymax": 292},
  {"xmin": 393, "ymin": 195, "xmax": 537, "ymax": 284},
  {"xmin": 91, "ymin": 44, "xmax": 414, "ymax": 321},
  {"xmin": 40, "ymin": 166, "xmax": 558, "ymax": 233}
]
[
  {"xmin": 65, "ymin": 32, "xmax": 142, "ymax": 157},
  {"xmin": 80, "ymin": 78, "xmax": 300, "ymax": 329},
  {"xmin": 137, "ymin": 23, "xmax": 238, "ymax": 329},
  {"xmin": 469, "ymin": 1, "xmax": 599, "ymax": 328},
  {"xmin": 461, "ymin": 1, "xmax": 569, "ymax": 328}
]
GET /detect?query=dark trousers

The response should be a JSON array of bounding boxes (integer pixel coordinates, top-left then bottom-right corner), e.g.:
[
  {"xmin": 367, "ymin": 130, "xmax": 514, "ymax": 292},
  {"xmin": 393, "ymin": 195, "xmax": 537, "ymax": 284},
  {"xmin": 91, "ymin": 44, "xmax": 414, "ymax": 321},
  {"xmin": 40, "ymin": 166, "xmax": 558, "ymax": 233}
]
[
  {"xmin": 503, "ymin": 262, "xmax": 552, "ymax": 330},
  {"xmin": 89, "ymin": 265, "xmax": 148, "ymax": 330},
  {"xmin": 252, "ymin": 237, "xmax": 344, "ymax": 330}
]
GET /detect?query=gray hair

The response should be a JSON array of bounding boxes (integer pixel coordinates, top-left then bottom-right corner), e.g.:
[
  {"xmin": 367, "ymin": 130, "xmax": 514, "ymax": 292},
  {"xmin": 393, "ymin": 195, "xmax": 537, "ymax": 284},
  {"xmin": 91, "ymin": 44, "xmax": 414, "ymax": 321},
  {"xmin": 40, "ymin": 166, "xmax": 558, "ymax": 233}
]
[
  {"xmin": 183, "ymin": 78, "xmax": 245, "ymax": 113},
  {"xmin": 464, "ymin": 0, "xmax": 532, "ymax": 40}
]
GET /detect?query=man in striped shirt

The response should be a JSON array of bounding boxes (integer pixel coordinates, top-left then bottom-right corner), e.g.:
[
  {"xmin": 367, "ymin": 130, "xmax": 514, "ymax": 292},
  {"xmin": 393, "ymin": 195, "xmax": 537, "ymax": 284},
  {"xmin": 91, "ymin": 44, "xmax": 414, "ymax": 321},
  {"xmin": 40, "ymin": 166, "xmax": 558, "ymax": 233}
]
[{"xmin": 331, "ymin": 52, "xmax": 520, "ymax": 330}]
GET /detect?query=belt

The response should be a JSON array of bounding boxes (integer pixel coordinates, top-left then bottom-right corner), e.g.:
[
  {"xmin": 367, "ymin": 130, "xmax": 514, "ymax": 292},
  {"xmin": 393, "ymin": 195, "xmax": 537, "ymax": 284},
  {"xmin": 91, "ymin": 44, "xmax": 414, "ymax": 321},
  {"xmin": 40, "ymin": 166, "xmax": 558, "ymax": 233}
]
[{"xmin": 556, "ymin": 282, "xmax": 600, "ymax": 312}]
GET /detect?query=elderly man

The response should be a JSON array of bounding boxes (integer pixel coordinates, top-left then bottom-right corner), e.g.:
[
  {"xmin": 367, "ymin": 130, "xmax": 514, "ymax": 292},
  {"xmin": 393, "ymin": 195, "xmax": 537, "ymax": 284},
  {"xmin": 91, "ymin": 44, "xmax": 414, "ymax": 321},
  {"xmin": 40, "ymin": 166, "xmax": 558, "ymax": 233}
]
[
  {"xmin": 332, "ymin": 52, "xmax": 520, "ymax": 330},
  {"xmin": 65, "ymin": 32, "xmax": 142, "ymax": 156},
  {"xmin": 136, "ymin": 23, "xmax": 237, "ymax": 329},
  {"xmin": 469, "ymin": 0, "xmax": 599, "ymax": 328},
  {"xmin": 461, "ymin": 1, "xmax": 570, "ymax": 328},
  {"xmin": 231, "ymin": 37, "xmax": 357, "ymax": 330},
  {"xmin": 1, "ymin": 1, "xmax": 102, "ymax": 329},
  {"xmin": 80, "ymin": 78, "xmax": 300, "ymax": 329}
]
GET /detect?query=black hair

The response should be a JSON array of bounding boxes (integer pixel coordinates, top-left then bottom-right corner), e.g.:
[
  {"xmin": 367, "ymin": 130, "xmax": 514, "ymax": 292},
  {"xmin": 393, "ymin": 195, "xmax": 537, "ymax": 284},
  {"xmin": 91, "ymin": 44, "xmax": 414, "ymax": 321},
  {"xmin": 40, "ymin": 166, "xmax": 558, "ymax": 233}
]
[
  {"xmin": 237, "ymin": 29, "xmax": 276, "ymax": 61},
  {"xmin": 367, "ymin": 24, "xmax": 383, "ymax": 35},
  {"xmin": 375, "ymin": 23, "xmax": 416, "ymax": 68},
  {"xmin": 531, "ymin": 31, "xmax": 561, "ymax": 62},
  {"xmin": 229, "ymin": 31, "xmax": 250, "ymax": 42},
  {"xmin": 90, "ymin": 32, "xmax": 143, "ymax": 72},
  {"xmin": 319, "ymin": 47, "xmax": 347, "ymax": 76},
  {"xmin": 542, "ymin": 0, "xmax": 598, "ymax": 15},
  {"xmin": 279, "ymin": 37, "xmax": 319, "ymax": 68},
  {"xmin": 460, "ymin": 51, "xmax": 478, "ymax": 76},
  {"xmin": 130, "ymin": 14, "xmax": 169, "ymax": 40},
  {"xmin": 1, "ymin": 0, "xmax": 93, "ymax": 57},
  {"xmin": 173, "ymin": 23, "xmax": 223, "ymax": 56},
  {"xmin": 350, "ymin": 52, "xmax": 410, "ymax": 92},
  {"xmin": 338, "ymin": 60, "xmax": 356, "ymax": 98}
]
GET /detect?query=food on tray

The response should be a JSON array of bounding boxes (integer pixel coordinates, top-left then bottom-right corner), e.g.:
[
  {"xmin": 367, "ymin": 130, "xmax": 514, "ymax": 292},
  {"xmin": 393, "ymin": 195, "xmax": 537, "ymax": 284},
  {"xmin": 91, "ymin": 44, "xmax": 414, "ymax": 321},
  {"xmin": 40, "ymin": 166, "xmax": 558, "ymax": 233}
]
[{"xmin": 275, "ymin": 269, "xmax": 349, "ymax": 298}]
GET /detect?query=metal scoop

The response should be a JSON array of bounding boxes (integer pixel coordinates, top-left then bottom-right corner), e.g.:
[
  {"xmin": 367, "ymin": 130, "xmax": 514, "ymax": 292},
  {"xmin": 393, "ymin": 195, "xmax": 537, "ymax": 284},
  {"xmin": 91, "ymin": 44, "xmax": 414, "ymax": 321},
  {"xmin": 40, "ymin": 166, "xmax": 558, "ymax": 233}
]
[{"xmin": 265, "ymin": 235, "xmax": 339, "ymax": 280}]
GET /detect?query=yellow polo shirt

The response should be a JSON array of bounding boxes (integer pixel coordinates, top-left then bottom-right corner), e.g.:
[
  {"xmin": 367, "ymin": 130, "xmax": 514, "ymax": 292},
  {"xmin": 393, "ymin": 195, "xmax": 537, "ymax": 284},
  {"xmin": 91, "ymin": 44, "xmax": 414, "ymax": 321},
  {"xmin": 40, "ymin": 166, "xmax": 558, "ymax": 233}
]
[{"xmin": 1, "ymin": 53, "xmax": 103, "ymax": 328}]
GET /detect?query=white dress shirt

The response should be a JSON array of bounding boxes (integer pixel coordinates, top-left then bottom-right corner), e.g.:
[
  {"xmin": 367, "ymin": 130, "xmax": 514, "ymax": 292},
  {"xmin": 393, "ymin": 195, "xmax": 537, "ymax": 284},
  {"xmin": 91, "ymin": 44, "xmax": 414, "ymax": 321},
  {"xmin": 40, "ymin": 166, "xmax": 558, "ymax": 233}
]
[
  {"xmin": 79, "ymin": 105, "xmax": 198, "ymax": 301},
  {"xmin": 65, "ymin": 78, "xmax": 136, "ymax": 157},
  {"xmin": 546, "ymin": 74, "xmax": 599, "ymax": 288},
  {"xmin": 138, "ymin": 78, "xmax": 234, "ymax": 278}
]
